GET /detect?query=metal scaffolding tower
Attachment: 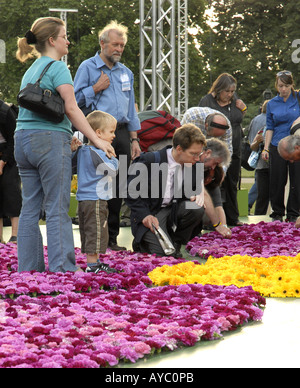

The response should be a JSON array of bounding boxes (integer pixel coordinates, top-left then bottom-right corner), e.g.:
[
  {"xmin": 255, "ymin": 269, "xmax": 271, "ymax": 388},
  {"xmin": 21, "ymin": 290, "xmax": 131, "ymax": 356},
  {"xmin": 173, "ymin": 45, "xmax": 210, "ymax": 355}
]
[
  {"xmin": 139, "ymin": 0, "xmax": 188, "ymax": 118},
  {"xmin": 177, "ymin": 0, "xmax": 189, "ymax": 118}
]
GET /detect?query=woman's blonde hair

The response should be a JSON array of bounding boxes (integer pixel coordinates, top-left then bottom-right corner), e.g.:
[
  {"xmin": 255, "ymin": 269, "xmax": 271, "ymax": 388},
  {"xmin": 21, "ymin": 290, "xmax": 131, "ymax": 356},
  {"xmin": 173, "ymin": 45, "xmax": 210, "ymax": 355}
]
[
  {"xmin": 16, "ymin": 17, "xmax": 64, "ymax": 63},
  {"xmin": 98, "ymin": 20, "xmax": 128, "ymax": 45}
]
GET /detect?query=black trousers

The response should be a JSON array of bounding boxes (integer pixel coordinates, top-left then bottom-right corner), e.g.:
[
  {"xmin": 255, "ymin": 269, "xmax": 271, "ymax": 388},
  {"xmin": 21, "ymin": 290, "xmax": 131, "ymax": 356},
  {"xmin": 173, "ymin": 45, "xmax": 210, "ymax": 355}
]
[
  {"xmin": 107, "ymin": 123, "xmax": 131, "ymax": 243},
  {"xmin": 0, "ymin": 162, "xmax": 22, "ymax": 218},
  {"xmin": 141, "ymin": 201, "xmax": 204, "ymax": 256},
  {"xmin": 222, "ymin": 153, "xmax": 241, "ymax": 224},
  {"xmin": 269, "ymin": 144, "xmax": 300, "ymax": 219},
  {"xmin": 255, "ymin": 168, "xmax": 270, "ymax": 215}
]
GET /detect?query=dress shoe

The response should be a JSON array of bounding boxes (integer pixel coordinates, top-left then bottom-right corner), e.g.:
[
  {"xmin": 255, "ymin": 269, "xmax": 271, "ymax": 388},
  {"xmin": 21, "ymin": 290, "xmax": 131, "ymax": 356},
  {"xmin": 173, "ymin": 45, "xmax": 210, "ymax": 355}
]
[
  {"xmin": 271, "ymin": 215, "xmax": 283, "ymax": 222},
  {"xmin": 108, "ymin": 241, "xmax": 127, "ymax": 251},
  {"xmin": 8, "ymin": 236, "xmax": 17, "ymax": 244},
  {"xmin": 173, "ymin": 242, "xmax": 182, "ymax": 259},
  {"xmin": 132, "ymin": 238, "xmax": 140, "ymax": 252}
]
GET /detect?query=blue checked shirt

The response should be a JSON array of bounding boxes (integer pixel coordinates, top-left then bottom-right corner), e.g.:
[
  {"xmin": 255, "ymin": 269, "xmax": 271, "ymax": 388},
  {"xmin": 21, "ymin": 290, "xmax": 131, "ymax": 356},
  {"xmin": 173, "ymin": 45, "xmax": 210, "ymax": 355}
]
[
  {"xmin": 181, "ymin": 107, "xmax": 233, "ymax": 156},
  {"xmin": 74, "ymin": 52, "xmax": 140, "ymax": 132}
]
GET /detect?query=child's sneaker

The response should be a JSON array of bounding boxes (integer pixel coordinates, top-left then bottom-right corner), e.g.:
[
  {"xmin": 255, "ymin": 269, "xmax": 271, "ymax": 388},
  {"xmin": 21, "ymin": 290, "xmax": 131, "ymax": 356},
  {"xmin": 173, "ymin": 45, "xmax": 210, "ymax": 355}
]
[{"xmin": 85, "ymin": 262, "xmax": 118, "ymax": 274}]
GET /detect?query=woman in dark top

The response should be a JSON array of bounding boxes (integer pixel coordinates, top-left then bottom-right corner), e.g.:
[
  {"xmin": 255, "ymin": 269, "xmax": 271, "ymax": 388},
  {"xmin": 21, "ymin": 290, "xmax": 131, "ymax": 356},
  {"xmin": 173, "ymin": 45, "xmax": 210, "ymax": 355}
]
[
  {"xmin": 0, "ymin": 100, "xmax": 22, "ymax": 243},
  {"xmin": 199, "ymin": 73, "xmax": 247, "ymax": 226}
]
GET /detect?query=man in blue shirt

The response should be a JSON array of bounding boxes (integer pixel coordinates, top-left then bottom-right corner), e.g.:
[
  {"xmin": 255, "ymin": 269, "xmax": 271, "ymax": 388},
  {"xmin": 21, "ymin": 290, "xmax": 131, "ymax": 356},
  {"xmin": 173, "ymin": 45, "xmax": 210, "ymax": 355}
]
[{"xmin": 74, "ymin": 21, "xmax": 141, "ymax": 251}]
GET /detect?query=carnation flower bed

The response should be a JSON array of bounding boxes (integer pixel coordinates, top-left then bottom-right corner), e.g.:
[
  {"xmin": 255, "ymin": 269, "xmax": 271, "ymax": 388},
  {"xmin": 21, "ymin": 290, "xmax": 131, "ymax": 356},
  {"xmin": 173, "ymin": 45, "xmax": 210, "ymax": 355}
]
[
  {"xmin": 0, "ymin": 244, "xmax": 265, "ymax": 368},
  {"xmin": 148, "ymin": 255, "xmax": 300, "ymax": 298},
  {"xmin": 186, "ymin": 221, "xmax": 300, "ymax": 259},
  {"xmin": 148, "ymin": 221, "xmax": 300, "ymax": 298}
]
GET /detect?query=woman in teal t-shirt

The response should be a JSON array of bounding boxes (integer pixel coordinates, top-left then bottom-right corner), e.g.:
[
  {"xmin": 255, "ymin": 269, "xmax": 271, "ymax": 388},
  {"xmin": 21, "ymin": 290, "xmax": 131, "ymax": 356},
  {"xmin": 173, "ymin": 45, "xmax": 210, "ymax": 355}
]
[{"xmin": 15, "ymin": 17, "xmax": 115, "ymax": 273}]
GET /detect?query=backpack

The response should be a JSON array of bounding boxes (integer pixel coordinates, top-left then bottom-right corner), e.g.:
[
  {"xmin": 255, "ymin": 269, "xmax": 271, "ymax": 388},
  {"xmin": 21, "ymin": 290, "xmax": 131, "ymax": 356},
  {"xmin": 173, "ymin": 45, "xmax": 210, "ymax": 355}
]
[
  {"xmin": 0, "ymin": 100, "xmax": 18, "ymax": 165},
  {"xmin": 0, "ymin": 100, "xmax": 18, "ymax": 127},
  {"xmin": 137, "ymin": 110, "xmax": 181, "ymax": 152}
]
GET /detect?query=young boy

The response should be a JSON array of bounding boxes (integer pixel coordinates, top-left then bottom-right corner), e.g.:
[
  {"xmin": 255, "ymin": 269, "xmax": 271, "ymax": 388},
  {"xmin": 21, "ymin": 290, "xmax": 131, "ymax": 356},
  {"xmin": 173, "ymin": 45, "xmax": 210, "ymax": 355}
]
[{"xmin": 75, "ymin": 110, "xmax": 119, "ymax": 273}]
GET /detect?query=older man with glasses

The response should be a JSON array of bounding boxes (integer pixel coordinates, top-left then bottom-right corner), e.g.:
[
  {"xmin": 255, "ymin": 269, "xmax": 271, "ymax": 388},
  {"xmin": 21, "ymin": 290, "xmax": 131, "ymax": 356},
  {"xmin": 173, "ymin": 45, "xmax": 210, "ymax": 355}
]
[{"xmin": 278, "ymin": 118, "xmax": 300, "ymax": 228}]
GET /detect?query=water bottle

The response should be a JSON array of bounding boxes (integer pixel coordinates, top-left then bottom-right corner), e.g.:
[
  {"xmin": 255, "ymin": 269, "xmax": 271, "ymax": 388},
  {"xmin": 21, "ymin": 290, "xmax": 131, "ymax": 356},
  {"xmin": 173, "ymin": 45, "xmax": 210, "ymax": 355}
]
[{"xmin": 152, "ymin": 223, "xmax": 176, "ymax": 256}]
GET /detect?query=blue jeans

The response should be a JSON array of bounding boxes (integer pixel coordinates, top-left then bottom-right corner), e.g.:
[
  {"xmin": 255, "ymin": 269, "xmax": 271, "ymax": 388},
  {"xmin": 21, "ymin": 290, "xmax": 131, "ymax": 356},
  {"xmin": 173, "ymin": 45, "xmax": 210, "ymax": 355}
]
[{"xmin": 14, "ymin": 130, "xmax": 77, "ymax": 273}]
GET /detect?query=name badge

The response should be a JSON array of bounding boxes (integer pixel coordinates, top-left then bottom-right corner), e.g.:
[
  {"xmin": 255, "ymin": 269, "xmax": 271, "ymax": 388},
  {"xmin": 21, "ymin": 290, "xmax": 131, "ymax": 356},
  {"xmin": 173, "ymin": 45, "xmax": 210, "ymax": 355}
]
[{"xmin": 121, "ymin": 73, "xmax": 131, "ymax": 92}]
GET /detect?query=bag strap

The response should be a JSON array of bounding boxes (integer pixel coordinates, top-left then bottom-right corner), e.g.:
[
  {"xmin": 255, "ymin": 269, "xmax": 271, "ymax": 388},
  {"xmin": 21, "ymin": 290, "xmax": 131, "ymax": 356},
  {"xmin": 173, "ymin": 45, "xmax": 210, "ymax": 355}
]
[
  {"xmin": 153, "ymin": 151, "xmax": 161, "ymax": 163},
  {"xmin": 36, "ymin": 61, "xmax": 56, "ymax": 84}
]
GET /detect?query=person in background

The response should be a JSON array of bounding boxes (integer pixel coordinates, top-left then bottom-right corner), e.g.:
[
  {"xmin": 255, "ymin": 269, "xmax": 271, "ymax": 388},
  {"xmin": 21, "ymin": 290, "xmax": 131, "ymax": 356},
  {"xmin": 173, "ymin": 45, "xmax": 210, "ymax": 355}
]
[
  {"xmin": 202, "ymin": 138, "xmax": 231, "ymax": 234},
  {"xmin": 15, "ymin": 17, "xmax": 115, "ymax": 273},
  {"xmin": 74, "ymin": 20, "xmax": 141, "ymax": 251},
  {"xmin": 182, "ymin": 107, "xmax": 232, "ymax": 229},
  {"xmin": 0, "ymin": 100, "xmax": 22, "ymax": 243},
  {"xmin": 181, "ymin": 107, "xmax": 232, "ymax": 157},
  {"xmin": 247, "ymin": 182, "xmax": 257, "ymax": 215},
  {"xmin": 278, "ymin": 119, "xmax": 300, "ymax": 228},
  {"xmin": 289, "ymin": 117, "xmax": 300, "ymax": 136},
  {"xmin": 262, "ymin": 70, "xmax": 300, "ymax": 223},
  {"xmin": 278, "ymin": 127, "xmax": 300, "ymax": 162},
  {"xmin": 248, "ymin": 100, "xmax": 270, "ymax": 215},
  {"xmin": 199, "ymin": 73, "xmax": 247, "ymax": 227},
  {"xmin": 75, "ymin": 110, "xmax": 119, "ymax": 274}
]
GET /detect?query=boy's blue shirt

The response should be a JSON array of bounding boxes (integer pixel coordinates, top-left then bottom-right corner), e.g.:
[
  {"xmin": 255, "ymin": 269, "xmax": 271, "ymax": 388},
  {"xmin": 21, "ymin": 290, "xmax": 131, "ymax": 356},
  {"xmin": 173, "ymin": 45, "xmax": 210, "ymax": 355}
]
[{"xmin": 75, "ymin": 145, "xmax": 119, "ymax": 201}]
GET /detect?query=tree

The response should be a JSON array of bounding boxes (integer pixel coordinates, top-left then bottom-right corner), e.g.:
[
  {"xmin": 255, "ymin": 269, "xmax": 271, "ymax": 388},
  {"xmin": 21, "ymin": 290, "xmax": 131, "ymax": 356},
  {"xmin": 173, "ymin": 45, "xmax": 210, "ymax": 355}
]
[
  {"xmin": 4, "ymin": 0, "xmax": 298, "ymax": 111},
  {"xmin": 197, "ymin": 0, "xmax": 300, "ymax": 106},
  {"xmin": 0, "ymin": 0, "xmax": 142, "ymax": 102}
]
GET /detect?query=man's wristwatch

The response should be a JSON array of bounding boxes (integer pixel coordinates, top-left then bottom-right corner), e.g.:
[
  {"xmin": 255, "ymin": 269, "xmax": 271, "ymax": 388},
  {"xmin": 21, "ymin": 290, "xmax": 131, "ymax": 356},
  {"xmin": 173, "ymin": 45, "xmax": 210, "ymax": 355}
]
[{"xmin": 130, "ymin": 138, "xmax": 140, "ymax": 143}]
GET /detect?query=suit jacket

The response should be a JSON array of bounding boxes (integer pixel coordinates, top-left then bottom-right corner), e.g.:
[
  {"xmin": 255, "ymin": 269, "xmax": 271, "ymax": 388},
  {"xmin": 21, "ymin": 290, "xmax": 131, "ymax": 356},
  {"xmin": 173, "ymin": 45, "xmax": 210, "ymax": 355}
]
[{"xmin": 125, "ymin": 146, "xmax": 202, "ymax": 242}]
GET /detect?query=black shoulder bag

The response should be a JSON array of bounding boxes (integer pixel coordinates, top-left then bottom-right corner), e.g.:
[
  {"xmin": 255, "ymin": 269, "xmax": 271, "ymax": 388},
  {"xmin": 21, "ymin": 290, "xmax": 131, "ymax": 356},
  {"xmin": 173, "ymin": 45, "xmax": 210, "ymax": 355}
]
[{"xmin": 17, "ymin": 61, "xmax": 65, "ymax": 123}]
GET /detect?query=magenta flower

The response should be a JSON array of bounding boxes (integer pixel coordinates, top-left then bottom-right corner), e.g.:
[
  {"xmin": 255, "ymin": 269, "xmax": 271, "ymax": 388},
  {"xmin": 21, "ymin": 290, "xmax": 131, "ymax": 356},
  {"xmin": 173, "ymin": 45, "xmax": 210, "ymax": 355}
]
[
  {"xmin": 186, "ymin": 221, "xmax": 300, "ymax": 258},
  {"xmin": 0, "ymin": 236, "xmax": 268, "ymax": 368}
]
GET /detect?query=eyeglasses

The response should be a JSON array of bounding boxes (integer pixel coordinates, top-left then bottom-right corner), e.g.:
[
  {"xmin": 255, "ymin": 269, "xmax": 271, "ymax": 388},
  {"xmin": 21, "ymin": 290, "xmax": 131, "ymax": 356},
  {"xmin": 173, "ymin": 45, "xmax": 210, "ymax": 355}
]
[
  {"xmin": 277, "ymin": 70, "xmax": 292, "ymax": 77},
  {"xmin": 188, "ymin": 151, "xmax": 205, "ymax": 159},
  {"xmin": 57, "ymin": 35, "xmax": 69, "ymax": 41}
]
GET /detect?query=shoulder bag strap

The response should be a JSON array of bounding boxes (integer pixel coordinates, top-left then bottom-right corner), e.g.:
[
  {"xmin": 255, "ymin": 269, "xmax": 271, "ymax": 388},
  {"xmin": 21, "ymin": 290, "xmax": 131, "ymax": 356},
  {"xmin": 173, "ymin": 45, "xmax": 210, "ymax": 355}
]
[{"xmin": 36, "ymin": 60, "xmax": 56, "ymax": 84}]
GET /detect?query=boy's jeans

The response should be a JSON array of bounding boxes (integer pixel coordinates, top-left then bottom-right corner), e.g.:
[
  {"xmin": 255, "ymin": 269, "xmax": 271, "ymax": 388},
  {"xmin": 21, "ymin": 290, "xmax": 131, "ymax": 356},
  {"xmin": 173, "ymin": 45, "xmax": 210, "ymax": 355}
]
[{"xmin": 14, "ymin": 130, "xmax": 77, "ymax": 273}]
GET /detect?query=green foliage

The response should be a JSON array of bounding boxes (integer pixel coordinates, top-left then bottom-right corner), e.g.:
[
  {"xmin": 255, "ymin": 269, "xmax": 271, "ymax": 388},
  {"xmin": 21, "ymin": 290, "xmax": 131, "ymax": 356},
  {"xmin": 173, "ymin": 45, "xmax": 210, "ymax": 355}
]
[
  {"xmin": 199, "ymin": 0, "xmax": 300, "ymax": 107},
  {"xmin": 1, "ymin": 0, "xmax": 300, "ymax": 118},
  {"xmin": 0, "ymin": 0, "xmax": 141, "ymax": 102}
]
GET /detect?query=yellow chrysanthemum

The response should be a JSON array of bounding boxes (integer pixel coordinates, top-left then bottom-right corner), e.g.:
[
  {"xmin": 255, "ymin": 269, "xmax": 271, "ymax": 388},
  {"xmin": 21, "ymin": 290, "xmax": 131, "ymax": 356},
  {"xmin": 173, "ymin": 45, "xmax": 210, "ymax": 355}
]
[{"xmin": 148, "ymin": 253, "xmax": 300, "ymax": 298}]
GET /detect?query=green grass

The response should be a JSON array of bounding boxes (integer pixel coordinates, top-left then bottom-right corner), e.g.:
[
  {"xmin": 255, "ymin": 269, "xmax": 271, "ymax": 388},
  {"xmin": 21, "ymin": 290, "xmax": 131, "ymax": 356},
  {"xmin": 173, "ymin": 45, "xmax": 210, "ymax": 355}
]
[{"xmin": 241, "ymin": 168, "xmax": 255, "ymax": 178}]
